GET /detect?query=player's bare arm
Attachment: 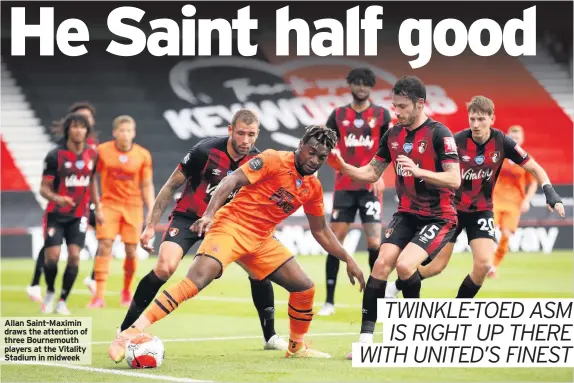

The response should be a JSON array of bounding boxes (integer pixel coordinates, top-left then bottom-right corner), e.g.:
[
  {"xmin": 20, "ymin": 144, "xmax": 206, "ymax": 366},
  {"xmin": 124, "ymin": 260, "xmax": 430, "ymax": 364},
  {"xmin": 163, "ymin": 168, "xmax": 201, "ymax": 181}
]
[
  {"xmin": 142, "ymin": 176, "xmax": 156, "ymax": 223},
  {"xmin": 330, "ymin": 151, "xmax": 389, "ymax": 184},
  {"xmin": 89, "ymin": 178, "xmax": 104, "ymax": 224},
  {"xmin": 40, "ymin": 177, "xmax": 75, "ymax": 207},
  {"xmin": 521, "ymin": 159, "xmax": 565, "ymax": 217},
  {"xmin": 306, "ymin": 213, "xmax": 366, "ymax": 292},
  {"xmin": 522, "ymin": 179, "xmax": 539, "ymax": 213},
  {"xmin": 397, "ymin": 155, "xmax": 462, "ymax": 189},
  {"xmin": 191, "ymin": 168, "xmax": 251, "ymax": 236}
]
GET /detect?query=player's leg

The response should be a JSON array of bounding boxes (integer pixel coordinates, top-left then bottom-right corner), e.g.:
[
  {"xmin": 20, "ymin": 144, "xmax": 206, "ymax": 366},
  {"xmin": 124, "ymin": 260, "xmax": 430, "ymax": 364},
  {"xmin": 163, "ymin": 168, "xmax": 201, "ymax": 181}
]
[
  {"xmin": 89, "ymin": 206, "xmax": 121, "ymax": 308},
  {"xmin": 82, "ymin": 206, "xmax": 98, "ymax": 295},
  {"xmin": 234, "ymin": 260, "xmax": 287, "ymax": 351},
  {"xmin": 108, "ymin": 224, "xmax": 245, "ymax": 363},
  {"xmin": 385, "ymin": 219, "xmax": 462, "ymax": 298},
  {"xmin": 354, "ymin": 213, "xmax": 414, "ymax": 350},
  {"xmin": 358, "ymin": 191, "xmax": 383, "ymax": 271},
  {"xmin": 491, "ymin": 210, "xmax": 518, "ymax": 277},
  {"xmin": 244, "ymin": 237, "xmax": 330, "ymax": 358},
  {"xmin": 27, "ymin": 246, "xmax": 46, "ymax": 302},
  {"xmin": 456, "ymin": 212, "xmax": 497, "ymax": 298},
  {"xmin": 398, "ymin": 218, "xmax": 458, "ymax": 298},
  {"xmin": 319, "ymin": 190, "xmax": 356, "ymax": 316},
  {"xmin": 119, "ymin": 216, "xmax": 196, "ymax": 331},
  {"xmin": 41, "ymin": 216, "xmax": 66, "ymax": 313},
  {"xmin": 56, "ymin": 217, "xmax": 87, "ymax": 315},
  {"xmin": 120, "ymin": 209, "xmax": 144, "ymax": 305}
]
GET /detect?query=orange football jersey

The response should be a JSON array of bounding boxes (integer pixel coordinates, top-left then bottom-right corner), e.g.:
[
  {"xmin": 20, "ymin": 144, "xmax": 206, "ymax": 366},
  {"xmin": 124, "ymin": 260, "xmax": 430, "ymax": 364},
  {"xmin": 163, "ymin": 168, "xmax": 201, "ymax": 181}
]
[
  {"xmin": 214, "ymin": 150, "xmax": 325, "ymax": 239},
  {"xmin": 493, "ymin": 158, "xmax": 535, "ymax": 211},
  {"xmin": 96, "ymin": 141, "xmax": 153, "ymax": 207}
]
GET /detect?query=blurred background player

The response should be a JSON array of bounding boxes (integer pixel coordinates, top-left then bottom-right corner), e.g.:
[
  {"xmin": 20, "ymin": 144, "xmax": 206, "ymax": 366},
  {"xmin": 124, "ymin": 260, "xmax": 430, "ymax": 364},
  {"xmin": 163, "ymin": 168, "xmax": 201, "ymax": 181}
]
[
  {"xmin": 386, "ymin": 97, "xmax": 565, "ymax": 298},
  {"xmin": 88, "ymin": 115, "xmax": 155, "ymax": 308},
  {"xmin": 38, "ymin": 113, "xmax": 100, "ymax": 314},
  {"xmin": 490, "ymin": 125, "xmax": 539, "ymax": 278},
  {"xmin": 123, "ymin": 109, "xmax": 288, "ymax": 350},
  {"xmin": 27, "ymin": 101, "xmax": 100, "ymax": 303},
  {"xmin": 328, "ymin": 76, "xmax": 461, "ymax": 359},
  {"xmin": 318, "ymin": 68, "xmax": 391, "ymax": 317},
  {"xmin": 108, "ymin": 125, "xmax": 365, "ymax": 362}
]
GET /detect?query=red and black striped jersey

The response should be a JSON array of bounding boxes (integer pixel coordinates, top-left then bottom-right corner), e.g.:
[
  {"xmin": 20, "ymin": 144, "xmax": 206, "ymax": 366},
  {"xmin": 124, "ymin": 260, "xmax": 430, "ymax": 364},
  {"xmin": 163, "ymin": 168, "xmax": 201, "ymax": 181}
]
[
  {"xmin": 376, "ymin": 119, "xmax": 459, "ymax": 222},
  {"xmin": 171, "ymin": 136, "xmax": 259, "ymax": 220},
  {"xmin": 326, "ymin": 104, "xmax": 391, "ymax": 191},
  {"xmin": 42, "ymin": 144, "xmax": 98, "ymax": 218},
  {"xmin": 454, "ymin": 128, "xmax": 531, "ymax": 212}
]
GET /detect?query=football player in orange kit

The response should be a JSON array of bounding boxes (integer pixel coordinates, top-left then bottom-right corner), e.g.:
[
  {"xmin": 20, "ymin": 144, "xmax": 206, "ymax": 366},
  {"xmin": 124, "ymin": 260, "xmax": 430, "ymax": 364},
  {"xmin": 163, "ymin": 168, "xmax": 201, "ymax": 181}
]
[
  {"xmin": 88, "ymin": 115, "xmax": 155, "ymax": 308},
  {"xmin": 107, "ymin": 125, "xmax": 365, "ymax": 362},
  {"xmin": 489, "ymin": 125, "xmax": 538, "ymax": 277}
]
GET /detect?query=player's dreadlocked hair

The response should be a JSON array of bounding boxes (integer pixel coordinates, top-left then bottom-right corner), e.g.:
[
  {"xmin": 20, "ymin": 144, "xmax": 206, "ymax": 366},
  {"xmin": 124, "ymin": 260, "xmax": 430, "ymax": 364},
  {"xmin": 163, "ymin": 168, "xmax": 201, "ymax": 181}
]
[
  {"xmin": 63, "ymin": 113, "xmax": 91, "ymax": 142},
  {"xmin": 301, "ymin": 125, "xmax": 338, "ymax": 151},
  {"xmin": 346, "ymin": 68, "xmax": 376, "ymax": 87}
]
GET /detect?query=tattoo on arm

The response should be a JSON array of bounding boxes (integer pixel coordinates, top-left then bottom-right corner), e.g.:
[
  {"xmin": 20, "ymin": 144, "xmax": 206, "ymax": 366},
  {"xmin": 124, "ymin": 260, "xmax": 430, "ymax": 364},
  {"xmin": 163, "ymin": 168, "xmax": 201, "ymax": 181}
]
[
  {"xmin": 369, "ymin": 158, "xmax": 388, "ymax": 178},
  {"xmin": 442, "ymin": 162, "xmax": 457, "ymax": 171},
  {"xmin": 147, "ymin": 171, "xmax": 186, "ymax": 226}
]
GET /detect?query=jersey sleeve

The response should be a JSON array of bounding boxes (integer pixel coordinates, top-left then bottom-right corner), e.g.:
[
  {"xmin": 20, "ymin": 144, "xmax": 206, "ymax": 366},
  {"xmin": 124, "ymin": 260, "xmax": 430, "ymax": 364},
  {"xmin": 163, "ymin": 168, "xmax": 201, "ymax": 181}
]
[
  {"xmin": 303, "ymin": 182, "xmax": 325, "ymax": 217},
  {"xmin": 325, "ymin": 109, "xmax": 339, "ymax": 138},
  {"xmin": 382, "ymin": 108, "xmax": 392, "ymax": 133},
  {"xmin": 140, "ymin": 149, "xmax": 153, "ymax": 181},
  {"xmin": 433, "ymin": 125, "xmax": 459, "ymax": 165},
  {"xmin": 91, "ymin": 154, "xmax": 99, "ymax": 176},
  {"xmin": 374, "ymin": 129, "xmax": 391, "ymax": 163},
  {"xmin": 42, "ymin": 150, "xmax": 58, "ymax": 179},
  {"xmin": 178, "ymin": 141, "xmax": 207, "ymax": 180},
  {"xmin": 240, "ymin": 150, "xmax": 281, "ymax": 184},
  {"xmin": 502, "ymin": 134, "xmax": 530, "ymax": 165}
]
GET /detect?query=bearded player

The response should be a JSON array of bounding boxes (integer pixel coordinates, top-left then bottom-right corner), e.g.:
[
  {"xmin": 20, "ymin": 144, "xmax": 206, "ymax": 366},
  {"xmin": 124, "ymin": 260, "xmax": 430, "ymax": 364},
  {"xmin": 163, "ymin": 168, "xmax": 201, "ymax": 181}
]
[
  {"xmin": 385, "ymin": 96, "xmax": 565, "ymax": 298},
  {"xmin": 318, "ymin": 68, "xmax": 391, "ymax": 317},
  {"xmin": 118, "ymin": 109, "xmax": 287, "ymax": 350},
  {"xmin": 328, "ymin": 76, "xmax": 462, "ymax": 360},
  {"xmin": 108, "ymin": 125, "xmax": 365, "ymax": 362}
]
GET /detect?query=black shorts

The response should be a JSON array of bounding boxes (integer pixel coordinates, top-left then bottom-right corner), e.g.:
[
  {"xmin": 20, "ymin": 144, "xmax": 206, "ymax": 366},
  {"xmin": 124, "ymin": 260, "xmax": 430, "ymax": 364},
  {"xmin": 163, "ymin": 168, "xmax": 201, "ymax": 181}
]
[
  {"xmin": 383, "ymin": 212, "xmax": 457, "ymax": 260},
  {"xmin": 43, "ymin": 213, "xmax": 88, "ymax": 248},
  {"xmin": 450, "ymin": 211, "xmax": 496, "ymax": 243},
  {"xmin": 161, "ymin": 215, "xmax": 202, "ymax": 255},
  {"xmin": 331, "ymin": 190, "xmax": 382, "ymax": 224}
]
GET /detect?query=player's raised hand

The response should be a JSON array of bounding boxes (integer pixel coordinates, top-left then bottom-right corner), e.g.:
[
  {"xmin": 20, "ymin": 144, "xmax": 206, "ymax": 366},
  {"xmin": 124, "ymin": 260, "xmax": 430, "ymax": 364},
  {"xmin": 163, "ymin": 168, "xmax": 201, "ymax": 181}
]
[
  {"xmin": 548, "ymin": 202, "xmax": 566, "ymax": 218},
  {"xmin": 191, "ymin": 215, "xmax": 213, "ymax": 237},
  {"xmin": 140, "ymin": 225, "xmax": 156, "ymax": 253},
  {"xmin": 327, "ymin": 149, "xmax": 344, "ymax": 171},
  {"xmin": 346, "ymin": 258, "xmax": 366, "ymax": 292},
  {"xmin": 56, "ymin": 195, "xmax": 76, "ymax": 207},
  {"xmin": 396, "ymin": 155, "xmax": 421, "ymax": 178}
]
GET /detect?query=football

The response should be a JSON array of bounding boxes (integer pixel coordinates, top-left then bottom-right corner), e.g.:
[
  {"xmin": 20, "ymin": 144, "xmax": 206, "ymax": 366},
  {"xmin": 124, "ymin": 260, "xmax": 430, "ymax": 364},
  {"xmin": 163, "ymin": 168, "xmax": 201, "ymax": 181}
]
[{"xmin": 125, "ymin": 333, "xmax": 165, "ymax": 369}]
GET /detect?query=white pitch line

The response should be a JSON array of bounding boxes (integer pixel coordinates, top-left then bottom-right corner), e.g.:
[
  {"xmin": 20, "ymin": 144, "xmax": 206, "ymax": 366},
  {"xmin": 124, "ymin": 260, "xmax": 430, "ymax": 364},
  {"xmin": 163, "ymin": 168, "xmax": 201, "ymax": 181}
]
[
  {"xmin": 90, "ymin": 332, "xmax": 358, "ymax": 345},
  {"xmin": 2, "ymin": 285, "xmax": 362, "ymax": 308},
  {"xmin": 0, "ymin": 358, "xmax": 210, "ymax": 383}
]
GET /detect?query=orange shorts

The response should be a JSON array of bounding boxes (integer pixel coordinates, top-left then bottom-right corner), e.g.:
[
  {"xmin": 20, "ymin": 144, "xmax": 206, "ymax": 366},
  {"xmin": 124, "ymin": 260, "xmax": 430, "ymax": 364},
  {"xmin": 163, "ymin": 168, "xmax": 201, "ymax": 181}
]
[
  {"xmin": 494, "ymin": 208, "xmax": 521, "ymax": 233},
  {"xmin": 96, "ymin": 203, "xmax": 143, "ymax": 245},
  {"xmin": 196, "ymin": 219, "xmax": 293, "ymax": 280}
]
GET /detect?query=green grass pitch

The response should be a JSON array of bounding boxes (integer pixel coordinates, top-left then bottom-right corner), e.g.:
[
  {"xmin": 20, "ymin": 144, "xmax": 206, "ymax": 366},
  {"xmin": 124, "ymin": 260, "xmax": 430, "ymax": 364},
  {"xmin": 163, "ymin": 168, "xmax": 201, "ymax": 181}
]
[{"xmin": 1, "ymin": 251, "xmax": 573, "ymax": 382}]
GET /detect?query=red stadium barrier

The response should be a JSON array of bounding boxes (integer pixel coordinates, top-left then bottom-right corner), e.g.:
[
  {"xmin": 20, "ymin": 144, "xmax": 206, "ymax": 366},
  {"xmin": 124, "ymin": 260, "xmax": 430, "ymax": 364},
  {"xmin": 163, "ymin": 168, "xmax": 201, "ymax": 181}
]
[{"xmin": 1, "ymin": 138, "xmax": 30, "ymax": 192}]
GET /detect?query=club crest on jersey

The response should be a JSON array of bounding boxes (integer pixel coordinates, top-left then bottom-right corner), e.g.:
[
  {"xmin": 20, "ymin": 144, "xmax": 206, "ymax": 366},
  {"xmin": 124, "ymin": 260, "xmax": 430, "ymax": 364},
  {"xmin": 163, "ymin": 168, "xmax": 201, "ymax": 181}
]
[
  {"xmin": 385, "ymin": 228, "xmax": 393, "ymax": 238},
  {"xmin": 403, "ymin": 143, "xmax": 413, "ymax": 153},
  {"xmin": 489, "ymin": 151, "xmax": 500, "ymax": 163},
  {"xmin": 169, "ymin": 228, "xmax": 179, "ymax": 237},
  {"xmin": 417, "ymin": 140, "xmax": 427, "ymax": 154},
  {"xmin": 119, "ymin": 155, "xmax": 128, "ymax": 163},
  {"xmin": 87, "ymin": 160, "xmax": 94, "ymax": 170},
  {"xmin": 75, "ymin": 160, "xmax": 85, "ymax": 169},
  {"xmin": 296, "ymin": 179, "xmax": 302, "ymax": 188},
  {"xmin": 47, "ymin": 227, "xmax": 55, "ymax": 237},
  {"xmin": 474, "ymin": 155, "xmax": 485, "ymax": 165},
  {"xmin": 353, "ymin": 119, "xmax": 364, "ymax": 128},
  {"xmin": 368, "ymin": 117, "xmax": 377, "ymax": 128}
]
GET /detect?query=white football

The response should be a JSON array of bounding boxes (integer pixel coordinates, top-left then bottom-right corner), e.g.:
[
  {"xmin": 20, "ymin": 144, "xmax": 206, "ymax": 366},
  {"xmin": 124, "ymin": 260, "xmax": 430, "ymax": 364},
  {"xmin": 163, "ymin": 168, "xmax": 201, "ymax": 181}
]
[{"xmin": 125, "ymin": 334, "xmax": 165, "ymax": 369}]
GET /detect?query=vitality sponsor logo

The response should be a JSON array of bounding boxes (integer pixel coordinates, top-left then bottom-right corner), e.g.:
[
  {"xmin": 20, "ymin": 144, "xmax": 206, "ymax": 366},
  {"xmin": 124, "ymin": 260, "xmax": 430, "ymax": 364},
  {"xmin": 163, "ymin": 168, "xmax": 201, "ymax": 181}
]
[
  {"xmin": 65, "ymin": 174, "xmax": 90, "ymax": 187},
  {"xmin": 344, "ymin": 133, "xmax": 374, "ymax": 149},
  {"xmin": 461, "ymin": 168, "xmax": 494, "ymax": 181}
]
